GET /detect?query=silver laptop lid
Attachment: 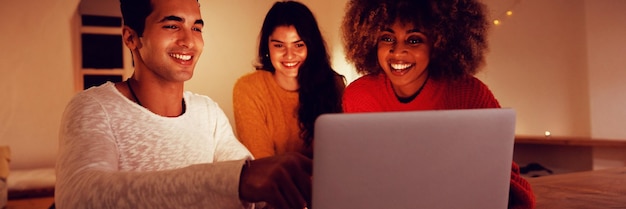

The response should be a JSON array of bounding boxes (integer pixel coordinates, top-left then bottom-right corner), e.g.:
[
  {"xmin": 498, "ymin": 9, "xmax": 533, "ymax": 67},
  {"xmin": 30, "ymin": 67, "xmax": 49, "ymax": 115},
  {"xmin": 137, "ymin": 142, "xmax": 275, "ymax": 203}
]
[{"xmin": 313, "ymin": 108, "xmax": 516, "ymax": 209}]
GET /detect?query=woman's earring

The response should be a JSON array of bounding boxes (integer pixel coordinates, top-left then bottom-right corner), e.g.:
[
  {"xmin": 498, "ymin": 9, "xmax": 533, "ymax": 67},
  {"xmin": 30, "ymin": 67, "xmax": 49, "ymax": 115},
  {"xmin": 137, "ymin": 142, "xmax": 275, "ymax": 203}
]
[{"xmin": 265, "ymin": 53, "xmax": 269, "ymax": 58}]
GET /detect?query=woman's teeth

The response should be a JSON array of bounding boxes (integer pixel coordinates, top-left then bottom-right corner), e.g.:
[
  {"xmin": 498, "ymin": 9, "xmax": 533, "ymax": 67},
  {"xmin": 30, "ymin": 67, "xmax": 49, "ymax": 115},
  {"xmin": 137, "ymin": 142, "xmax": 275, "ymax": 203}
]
[
  {"xmin": 284, "ymin": 62, "xmax": 298, "ymax": 67},
  {"xmin": 391, "ymin": 63, "xmax": 412, "ymax": 70}
]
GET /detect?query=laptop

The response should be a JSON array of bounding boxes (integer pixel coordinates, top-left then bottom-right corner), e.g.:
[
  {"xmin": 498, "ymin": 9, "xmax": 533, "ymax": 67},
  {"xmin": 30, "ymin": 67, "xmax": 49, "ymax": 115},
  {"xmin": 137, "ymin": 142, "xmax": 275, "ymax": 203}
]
[{"xmin": 312, "ymin": 108, "xmax": 516, "ymax": 209}]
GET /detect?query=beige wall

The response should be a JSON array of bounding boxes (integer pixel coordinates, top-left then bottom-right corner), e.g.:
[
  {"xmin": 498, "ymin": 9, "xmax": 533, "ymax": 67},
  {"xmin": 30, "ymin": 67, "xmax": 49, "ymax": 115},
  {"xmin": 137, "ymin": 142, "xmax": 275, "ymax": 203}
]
[
  {"xmin": 481, "ymin": 0, "xmax": 591, "ymax": 137},
  {"xmin": 0, "ymin": 0, "xmax": 79, "ymax": 170},
  {"xmin": 585, "ymin": 0, "xmax": 626, "ymax": 139},
  {"xmin": 584, "ymin": 0, "xmax": 626, "ymax": 169},
  {"xmin": 1, "ymin": 0, "xmax": 625, "ymax": 170}
]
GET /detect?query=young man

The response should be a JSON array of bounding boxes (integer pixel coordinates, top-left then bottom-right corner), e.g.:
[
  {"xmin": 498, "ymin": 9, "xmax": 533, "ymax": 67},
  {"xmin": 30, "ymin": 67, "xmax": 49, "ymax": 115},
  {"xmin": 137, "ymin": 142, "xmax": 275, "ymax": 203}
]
[{"xmin": 55, "ymin": 0, "xmax": 311, "ymax": 208}]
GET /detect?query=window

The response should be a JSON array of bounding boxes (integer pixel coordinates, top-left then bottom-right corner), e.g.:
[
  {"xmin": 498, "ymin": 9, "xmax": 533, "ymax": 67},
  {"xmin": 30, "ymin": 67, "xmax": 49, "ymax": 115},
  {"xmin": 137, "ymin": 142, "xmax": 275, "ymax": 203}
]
[{"xmin": 74, "ymin": 14, "xmax": 132, "ymax": 91}]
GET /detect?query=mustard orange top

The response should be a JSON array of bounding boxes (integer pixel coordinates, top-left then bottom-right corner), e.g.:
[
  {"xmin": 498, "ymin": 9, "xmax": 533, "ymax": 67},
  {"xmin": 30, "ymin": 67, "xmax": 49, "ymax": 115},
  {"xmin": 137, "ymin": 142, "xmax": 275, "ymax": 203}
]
[{"xmin": 233, "ymin": 70, "xmax": 309, "ymax": 159}]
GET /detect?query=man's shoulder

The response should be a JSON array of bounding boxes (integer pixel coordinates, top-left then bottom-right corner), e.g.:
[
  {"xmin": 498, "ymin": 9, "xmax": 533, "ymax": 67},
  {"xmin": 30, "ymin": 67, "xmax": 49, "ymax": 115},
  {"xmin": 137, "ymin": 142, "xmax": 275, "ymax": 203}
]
[
  {"xmin": 71, "ymin": 82, "xmax": 117, "ymax": 103},
  {"xmin": 63, "ymin": 82, "xmax": 128, "ymax": 117},
  {"xmin": 184, "ymin": 91, "xmax": 217, "ymax": 104}
]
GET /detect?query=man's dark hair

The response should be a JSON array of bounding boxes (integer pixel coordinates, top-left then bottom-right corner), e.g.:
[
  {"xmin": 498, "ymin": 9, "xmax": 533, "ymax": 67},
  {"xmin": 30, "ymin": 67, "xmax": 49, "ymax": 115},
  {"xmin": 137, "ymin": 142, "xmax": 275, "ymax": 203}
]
[
  {"xmin": 119, "ymin": 0, "xmax": 153, "ymax": 37},
  {"xmin": 119, "ymin": 0, "xmax": 199, "ymax": 37}
]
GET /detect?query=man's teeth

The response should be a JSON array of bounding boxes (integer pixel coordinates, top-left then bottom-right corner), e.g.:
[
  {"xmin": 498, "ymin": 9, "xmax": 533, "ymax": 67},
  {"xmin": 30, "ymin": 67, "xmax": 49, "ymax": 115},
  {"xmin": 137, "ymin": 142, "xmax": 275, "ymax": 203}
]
[
  {"xmin": 391, "ymin": 63, "xmax": 412, "ymax": 70},
  {"xmin": 171, "ymin": 54, "xmax": 192, "ymax": 61}
]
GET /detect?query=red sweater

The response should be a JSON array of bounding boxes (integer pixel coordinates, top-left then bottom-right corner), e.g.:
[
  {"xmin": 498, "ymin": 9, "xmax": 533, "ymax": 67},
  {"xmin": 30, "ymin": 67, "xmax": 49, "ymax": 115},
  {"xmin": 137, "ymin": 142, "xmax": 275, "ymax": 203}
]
[{"xmin": 343, "ymin": 73, "xmax": 535, "ymax": 209}]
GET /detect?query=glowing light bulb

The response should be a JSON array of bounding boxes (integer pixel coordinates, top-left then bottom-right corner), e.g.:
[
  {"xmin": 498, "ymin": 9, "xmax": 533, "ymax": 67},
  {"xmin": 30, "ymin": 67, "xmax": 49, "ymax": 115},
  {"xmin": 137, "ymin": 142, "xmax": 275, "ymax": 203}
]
[
  {"xmin": 493, "ymin": 19, "xmax": 501, "ymax": 25},
  {"xmin": 506, "ymin": 10, "xmax": 513, "ymax": 16},
  {"xmin": 544, "ymin": 131, "xmax": 551, "ymax": 137}
]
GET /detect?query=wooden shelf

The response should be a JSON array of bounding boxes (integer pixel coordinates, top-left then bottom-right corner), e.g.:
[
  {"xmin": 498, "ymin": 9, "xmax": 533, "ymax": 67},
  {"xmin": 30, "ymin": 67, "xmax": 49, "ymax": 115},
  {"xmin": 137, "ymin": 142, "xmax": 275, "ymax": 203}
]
[
  {"xmin": 515, "ymin": 135, "xmax": 626, "ymax": 147},
  {"xmin": 5, "ymin": 196, "xmax": 54, "ymax": 209}
]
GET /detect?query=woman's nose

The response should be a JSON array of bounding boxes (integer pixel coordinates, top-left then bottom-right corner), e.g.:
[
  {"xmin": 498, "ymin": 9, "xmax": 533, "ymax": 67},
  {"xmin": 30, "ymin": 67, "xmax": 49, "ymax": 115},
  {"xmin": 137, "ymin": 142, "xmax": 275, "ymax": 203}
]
[
  {"xmin": 284, "ymin": 47, "xmax": 295, "ymax": 59},
  {"xmin": 390, "ymin": 42, "xmax": 408, "ymax": 54}
]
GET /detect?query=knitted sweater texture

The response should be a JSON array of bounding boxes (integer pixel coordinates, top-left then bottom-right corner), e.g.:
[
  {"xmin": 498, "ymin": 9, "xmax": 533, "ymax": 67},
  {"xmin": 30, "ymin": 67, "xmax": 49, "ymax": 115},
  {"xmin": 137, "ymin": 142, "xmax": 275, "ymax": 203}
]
[
  {"xmin": 233, "ymin": 70, "xmax": 306, "ymax": 159},
  {"xmin": 343, "ymin": 73, "xmax": 499, "ymax": 111},
  {"xmin": 56, "ymin": 82, "xmax": 252, "ymax": 209},
  {"xmin": 343, "ymin": 73, "xmax": 535, "ymax": 209}
]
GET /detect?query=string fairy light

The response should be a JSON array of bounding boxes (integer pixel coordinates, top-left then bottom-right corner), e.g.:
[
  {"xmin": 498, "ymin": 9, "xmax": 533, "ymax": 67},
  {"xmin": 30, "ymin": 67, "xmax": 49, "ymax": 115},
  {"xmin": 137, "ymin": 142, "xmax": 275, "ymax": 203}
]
[{"xmin": 492, "ymin": 0, "xmax": 522, "ymax": 26}]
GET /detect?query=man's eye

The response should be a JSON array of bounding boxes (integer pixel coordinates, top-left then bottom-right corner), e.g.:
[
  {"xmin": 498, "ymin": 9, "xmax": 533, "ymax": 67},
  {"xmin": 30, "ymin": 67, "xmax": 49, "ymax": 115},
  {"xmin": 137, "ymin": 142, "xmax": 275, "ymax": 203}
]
[
  {"xmin": 193, "ymin": 27, "xmax": 202, "ymax": 32},
  {"xmin": 163, "ymin": 25, "xmax": 179, "ymax": 29}
]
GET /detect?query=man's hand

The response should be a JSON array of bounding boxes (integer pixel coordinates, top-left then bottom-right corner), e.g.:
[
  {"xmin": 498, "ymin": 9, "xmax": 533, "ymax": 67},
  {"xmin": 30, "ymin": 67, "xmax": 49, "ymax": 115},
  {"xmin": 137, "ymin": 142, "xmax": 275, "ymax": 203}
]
[{"xmin": 239, "ymin": 152, "xmax": 312, "ymax": 209}]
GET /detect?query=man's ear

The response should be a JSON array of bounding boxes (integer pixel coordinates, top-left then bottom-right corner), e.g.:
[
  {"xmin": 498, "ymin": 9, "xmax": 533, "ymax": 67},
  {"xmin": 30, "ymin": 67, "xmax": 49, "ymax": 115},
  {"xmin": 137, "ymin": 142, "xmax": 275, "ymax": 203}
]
[{"xmin": 122, "ymin": 26, "xmax": 142, "ymax": 50}]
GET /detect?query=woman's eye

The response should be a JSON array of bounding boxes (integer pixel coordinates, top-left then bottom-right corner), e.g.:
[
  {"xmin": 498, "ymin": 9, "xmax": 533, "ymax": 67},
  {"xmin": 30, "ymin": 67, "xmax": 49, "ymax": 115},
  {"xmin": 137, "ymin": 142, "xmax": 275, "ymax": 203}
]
[
  {"xmin": 407, "ymin": 35, "xmax": 426, "ymax": 45},
  {"xmin": 407, "ymin": 38, "xmax": 421, "ymax": 44},
  {"xmin": 296, "ymin": 43, "xmax": 306, "ymax": 48},
  {"xmin": 379, "ymin": 35, "xmax": 394, "ymax": 43},
  {"xmin": 273, "ymin": 44, "xmax": 283, "ymax": 48}
]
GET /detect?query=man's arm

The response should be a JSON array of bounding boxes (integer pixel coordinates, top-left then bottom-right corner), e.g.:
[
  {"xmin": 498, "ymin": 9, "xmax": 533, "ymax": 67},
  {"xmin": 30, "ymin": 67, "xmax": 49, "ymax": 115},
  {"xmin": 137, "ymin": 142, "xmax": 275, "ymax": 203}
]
[
  {"xmin": 55, "ymin": 93, "xmax": 247, "ymax": 209},
  {"xmin": 239, "ymin": 153, "xmax": 312, "ymax": 209}
]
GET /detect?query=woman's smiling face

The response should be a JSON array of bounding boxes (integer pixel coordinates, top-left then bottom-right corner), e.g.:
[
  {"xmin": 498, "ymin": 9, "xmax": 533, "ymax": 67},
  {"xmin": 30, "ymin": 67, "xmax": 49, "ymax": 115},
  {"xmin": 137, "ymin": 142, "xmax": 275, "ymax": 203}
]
[
  {"xmin": 377, "ymin": 20, "xmax": 431, "ymax": 97},
  {"xmin": 268, "ymin": 25, "xmax": 308, "ymax": 83}
]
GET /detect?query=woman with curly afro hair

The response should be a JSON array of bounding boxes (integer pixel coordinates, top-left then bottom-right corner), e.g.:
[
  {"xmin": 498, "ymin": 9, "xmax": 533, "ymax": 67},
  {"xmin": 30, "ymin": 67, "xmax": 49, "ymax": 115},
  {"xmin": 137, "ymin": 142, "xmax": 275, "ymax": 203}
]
[{"xmin": 341, "ymin": 0, "xmax": 535, "ymax": 208}]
